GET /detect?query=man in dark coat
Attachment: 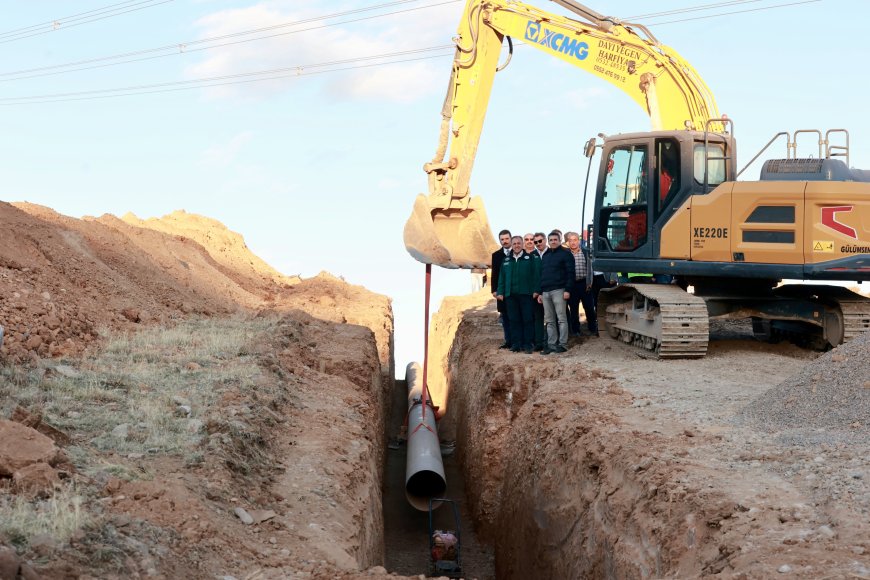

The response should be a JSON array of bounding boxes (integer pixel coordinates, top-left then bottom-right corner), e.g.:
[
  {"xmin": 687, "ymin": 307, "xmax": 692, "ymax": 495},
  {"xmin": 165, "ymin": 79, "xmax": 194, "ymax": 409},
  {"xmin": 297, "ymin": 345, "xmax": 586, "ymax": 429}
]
[
  {"xmin": 538, "ymin": 230, "xmax": 574, "ymax": 353},
  {"xmin": 490, "ymin": 229, "xmax": 512, "ymax": 349},
  {"xmin": 530, "ymin": 232, "xmax": 548, "ymax": 350},
  {"xmin": 496, "ymin": 236, "xmax": 542, "ymax": 353}
]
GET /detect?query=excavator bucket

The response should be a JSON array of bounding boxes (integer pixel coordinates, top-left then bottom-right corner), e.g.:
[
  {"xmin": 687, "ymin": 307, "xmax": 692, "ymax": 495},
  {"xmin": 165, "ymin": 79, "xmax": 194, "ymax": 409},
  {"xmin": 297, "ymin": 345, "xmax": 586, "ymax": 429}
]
[{"xmin": 403, "ymin": 194, "xmax": 498, "ymax": 269}]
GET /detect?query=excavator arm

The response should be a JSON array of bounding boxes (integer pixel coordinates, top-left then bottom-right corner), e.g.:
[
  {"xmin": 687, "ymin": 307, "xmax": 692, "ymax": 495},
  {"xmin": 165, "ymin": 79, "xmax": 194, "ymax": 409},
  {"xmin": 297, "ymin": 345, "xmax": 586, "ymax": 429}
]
[{"xmin": 404, "ymin": 0, "xmax": 721, "ymax": 269}]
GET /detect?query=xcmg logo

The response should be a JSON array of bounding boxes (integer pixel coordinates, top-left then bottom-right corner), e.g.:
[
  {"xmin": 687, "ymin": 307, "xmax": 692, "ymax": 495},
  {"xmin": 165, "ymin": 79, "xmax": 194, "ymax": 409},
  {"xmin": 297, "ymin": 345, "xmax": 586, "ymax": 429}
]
[{"xmin": 525, "ymin": 20, "xmax": 588, "ymax": 60}]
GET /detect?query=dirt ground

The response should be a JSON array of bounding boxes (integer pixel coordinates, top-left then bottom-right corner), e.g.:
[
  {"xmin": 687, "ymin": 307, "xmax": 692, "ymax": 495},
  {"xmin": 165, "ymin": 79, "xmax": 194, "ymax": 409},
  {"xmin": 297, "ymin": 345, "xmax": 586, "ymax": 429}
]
[
  {"xmin": 2, "ymin": 201, "xmax": 869, "ymax": 579},
  {"xmin": 0, "ymin": 205, "xmax": 402, "ymax": 579},
  {"xmin": 436, "ymin": 290, "xmax": 869, "ymax": 579}
]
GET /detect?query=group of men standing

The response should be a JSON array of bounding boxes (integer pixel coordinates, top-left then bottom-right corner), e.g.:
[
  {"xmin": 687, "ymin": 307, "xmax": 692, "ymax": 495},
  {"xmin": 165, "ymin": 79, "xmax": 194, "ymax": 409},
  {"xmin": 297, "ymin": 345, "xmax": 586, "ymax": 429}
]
[{"xmin": 491, "ymin": 228, "xmax": 616, "ymax": 354}]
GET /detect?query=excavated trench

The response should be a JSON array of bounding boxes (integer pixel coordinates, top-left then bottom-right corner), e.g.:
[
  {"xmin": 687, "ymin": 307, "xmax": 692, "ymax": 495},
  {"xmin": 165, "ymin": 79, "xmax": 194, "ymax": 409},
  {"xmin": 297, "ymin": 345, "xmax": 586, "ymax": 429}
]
[
  {"xmin": 378, "ymin": 295, "xmax": 869, "ymax": 579},
  {"xmin": 382, "ymin": 376, "xmax": 496, "ymax": 578},
  {"xmin": 380, "ymin": 290, "xmax": 669, "ymax": 579},
  {"xmin": 380, "ymin": 295, "xmax": 670, "ymax": 579}
]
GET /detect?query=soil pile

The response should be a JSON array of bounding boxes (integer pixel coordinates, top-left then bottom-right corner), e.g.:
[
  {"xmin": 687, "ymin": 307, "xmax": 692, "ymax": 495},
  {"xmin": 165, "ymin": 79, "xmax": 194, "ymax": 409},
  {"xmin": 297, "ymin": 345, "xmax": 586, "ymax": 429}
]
[
  {"xmin": 0, "ymin": 202, "xmax": 399, "ymax": 578},
  {"xmin": 739, "ymin": 329, "xmax": 870, "ymax": 433},
  {"xmin": 446, "ymin": 305, "xmax": 870, "ymax": 578},
  {"xmin": 0, "ymin": 202, "xmax": 298, "ymax": 364}
]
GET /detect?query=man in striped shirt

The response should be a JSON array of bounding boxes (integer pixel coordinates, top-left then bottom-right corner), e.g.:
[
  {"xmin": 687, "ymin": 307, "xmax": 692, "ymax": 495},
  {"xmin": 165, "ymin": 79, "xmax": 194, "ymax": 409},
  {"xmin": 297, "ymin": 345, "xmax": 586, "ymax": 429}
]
[{"xmin": 565, "ymin": 231, "xmax": 597, "ymax": 337}]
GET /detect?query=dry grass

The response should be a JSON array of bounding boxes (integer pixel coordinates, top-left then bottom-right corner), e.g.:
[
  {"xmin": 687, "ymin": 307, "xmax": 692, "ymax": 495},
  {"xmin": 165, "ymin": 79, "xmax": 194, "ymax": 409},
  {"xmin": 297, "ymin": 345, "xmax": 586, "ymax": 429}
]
[
  {"xmin": 0, "ymin": 316, "xmax": 278, "ymax": 460},
  {"xmin": 0, "ymin": 315, "xmax": 288, "ymax": 553},
  {"xmin": 0, "ymin": 486, "xmax": 90, "ymax": 549}
]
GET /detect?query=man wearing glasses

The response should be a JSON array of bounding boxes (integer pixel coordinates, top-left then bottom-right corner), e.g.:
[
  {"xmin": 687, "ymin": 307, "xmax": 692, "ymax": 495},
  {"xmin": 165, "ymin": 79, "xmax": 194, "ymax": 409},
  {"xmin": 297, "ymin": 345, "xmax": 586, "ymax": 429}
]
[
  {"xmin": 538, "ymin": 231, "xmax": 573, "ymax": 354},
  {"xmin": 523, "ymin": 233, "xmax": 535, "ymax": 254}
]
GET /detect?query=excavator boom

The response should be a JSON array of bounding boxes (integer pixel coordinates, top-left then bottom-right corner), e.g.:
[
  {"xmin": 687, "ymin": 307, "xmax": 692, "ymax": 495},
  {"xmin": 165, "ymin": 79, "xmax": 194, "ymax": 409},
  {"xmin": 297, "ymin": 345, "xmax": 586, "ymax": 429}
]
[{"xmin": 404, "ymin": 0, "xmax": 721, "ymax": 269}]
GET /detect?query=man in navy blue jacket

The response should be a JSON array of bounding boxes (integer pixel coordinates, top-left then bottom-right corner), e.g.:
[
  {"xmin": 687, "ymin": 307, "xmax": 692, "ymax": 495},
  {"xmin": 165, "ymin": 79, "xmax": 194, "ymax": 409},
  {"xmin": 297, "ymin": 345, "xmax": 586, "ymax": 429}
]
[{"xmin": 538, "ymin": 231, "xmax": 574, "ymax": 353}]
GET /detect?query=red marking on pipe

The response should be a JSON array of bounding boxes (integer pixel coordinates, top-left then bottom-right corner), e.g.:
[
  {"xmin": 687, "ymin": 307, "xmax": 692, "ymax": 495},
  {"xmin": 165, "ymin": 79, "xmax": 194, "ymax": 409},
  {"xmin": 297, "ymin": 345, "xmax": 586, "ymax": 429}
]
[
  {"xmin": 821, "ymin": 206, "xmax": 857, "ymax": 239},
  {"xmin": 411, "ymin": 421, "xmax": 436, "ymax": 436}
]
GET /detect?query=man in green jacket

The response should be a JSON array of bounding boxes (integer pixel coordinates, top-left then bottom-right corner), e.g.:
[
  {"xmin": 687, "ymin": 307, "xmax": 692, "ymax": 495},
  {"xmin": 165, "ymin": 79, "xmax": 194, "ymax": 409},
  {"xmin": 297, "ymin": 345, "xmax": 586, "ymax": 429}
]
[{"xmin": 496, "ymin": 236, "xmax": 542, "ymax": 353}]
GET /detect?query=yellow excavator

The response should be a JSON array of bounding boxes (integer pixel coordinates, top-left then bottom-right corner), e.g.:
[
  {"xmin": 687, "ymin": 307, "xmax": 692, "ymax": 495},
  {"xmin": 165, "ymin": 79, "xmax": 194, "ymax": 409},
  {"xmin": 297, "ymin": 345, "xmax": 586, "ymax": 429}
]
[{"xmin": 404, "ymin": 0, "xmax": 870, "ymax": 357}]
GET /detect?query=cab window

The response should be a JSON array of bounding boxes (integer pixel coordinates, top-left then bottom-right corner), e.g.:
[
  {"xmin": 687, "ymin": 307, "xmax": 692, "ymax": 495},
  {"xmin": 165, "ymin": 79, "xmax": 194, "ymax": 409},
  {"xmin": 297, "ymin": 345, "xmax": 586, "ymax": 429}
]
[
  {"xmin": 601, "ymin": 145, "xmax": 648, "ymax": 252},
  {"xmin": 693, "ymin": 143, "xmax": 726, "ymax": 187},
  {"xmin": 603, "ymin": 145, "xmax": 647, "ymax": 206}
]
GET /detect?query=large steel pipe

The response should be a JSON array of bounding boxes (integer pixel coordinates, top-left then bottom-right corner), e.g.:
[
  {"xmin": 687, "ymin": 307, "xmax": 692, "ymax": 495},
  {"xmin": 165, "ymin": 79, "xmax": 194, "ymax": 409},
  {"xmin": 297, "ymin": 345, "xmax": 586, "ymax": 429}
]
[{"xmin": 405, "ymin": 361, "xmax": 446, "ymax": 511}]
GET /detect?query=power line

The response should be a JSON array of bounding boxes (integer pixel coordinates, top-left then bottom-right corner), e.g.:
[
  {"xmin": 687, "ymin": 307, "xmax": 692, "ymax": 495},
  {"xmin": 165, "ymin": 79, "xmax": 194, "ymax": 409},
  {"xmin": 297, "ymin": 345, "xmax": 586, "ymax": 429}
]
[
  {"xmin": 0, "ymin": 0, "xmax": 461, "ymax": 82},
  {"xmin": 0, "ymin": 0, "xmax": 174, "ymax": 45},
  {"xmin": 0, "ymin": 0, "xmax": 147, "ymax": 38},
  {"xmin": 0, "ymin": 52, "xmax": 456, "ymax": 106},
  {"xmin": 627, "ymin": 0, "xmax": 767, "ymax": 20},
  {"xmin": 0, "ymin": 0, "xmax": 822, "ymax": 106},
  {"xmin": 0, "ymin": 46, "xmax": 455, "ymax": 105},
  {"xmin": 0, "ymin": 0, "xmax": 809, "ymax": 82},
  {"xmin": 639, "ymin": 0, "xmax": 821, "ymax": 26}
]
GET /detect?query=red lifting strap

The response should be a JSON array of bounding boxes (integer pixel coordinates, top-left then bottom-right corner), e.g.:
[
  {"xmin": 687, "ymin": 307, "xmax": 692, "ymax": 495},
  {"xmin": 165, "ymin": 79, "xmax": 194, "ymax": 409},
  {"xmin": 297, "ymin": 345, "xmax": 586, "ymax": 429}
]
[{"xmin": 421, "ymin": 263, "xmax": 432, "ymax": 421}]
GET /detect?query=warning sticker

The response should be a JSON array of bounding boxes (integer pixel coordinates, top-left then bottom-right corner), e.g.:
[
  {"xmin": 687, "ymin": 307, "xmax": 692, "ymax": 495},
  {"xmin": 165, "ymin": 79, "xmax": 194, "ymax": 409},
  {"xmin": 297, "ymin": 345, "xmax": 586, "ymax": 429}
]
[{"xmin": 812, "ymin": 240, "xmax": 834, "ymax": 253}]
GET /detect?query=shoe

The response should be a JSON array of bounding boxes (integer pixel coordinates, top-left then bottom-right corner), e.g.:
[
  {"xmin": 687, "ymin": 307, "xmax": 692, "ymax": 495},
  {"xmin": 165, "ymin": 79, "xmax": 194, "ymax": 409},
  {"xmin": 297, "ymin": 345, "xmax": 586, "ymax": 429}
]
[
  {"xmin": 524, "ymin": 347, "xmax": 534, "ymax": 354},
  {"xmin": 591, "ymin": 331, "xmax": 600, "ymax": 338},
  {"xmin": 541, "ymin": 347, "xmax": 553, "ymax": 355},
  {"xmin": 555, "ymin": 345, "xmax": 568, "ymax": 353},
  {"xmin": 510, "ymin": 347, "xmax": 521, "ymax": 353},
  {"xmin": 498, "ymin": 342, "xmax": 511, "ymax": 349},
  {"xmin": 533, "ymin": 345, "xmax": 544, "ymax": 352}
]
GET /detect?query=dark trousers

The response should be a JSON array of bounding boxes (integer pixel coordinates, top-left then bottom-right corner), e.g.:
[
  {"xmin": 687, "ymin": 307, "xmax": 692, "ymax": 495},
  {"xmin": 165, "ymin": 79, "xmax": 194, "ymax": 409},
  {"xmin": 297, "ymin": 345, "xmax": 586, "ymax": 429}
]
[
  {"xmin": 498, "ymin": 313, "xmax": 511, "ymax": 344},
  {"xmin": 567, "ymin": 280, "xmax": 597, "ymax": 334},
  {"xmin": 533, "ymin": 299, "xmax": 545, "ymax": 348},
  {"xmin": 506, "ymin": 294, "xmax": 534, "ymax": 349},
  {"xmin": 589, "ymin": 274, "xmax": 611, "ymax": 331},
  {"xmin": 591, "ymin": 274, "xmax": 608, "ymax": 305}
]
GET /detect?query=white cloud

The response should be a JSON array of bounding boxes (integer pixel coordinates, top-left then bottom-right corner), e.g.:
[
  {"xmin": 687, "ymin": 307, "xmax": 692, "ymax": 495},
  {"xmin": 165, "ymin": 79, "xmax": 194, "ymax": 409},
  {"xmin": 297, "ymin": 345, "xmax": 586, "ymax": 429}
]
[
  {"xmin": 186, "ymin": 0, "xmax": 464, "ymax": 103},
  {"xmin": 200, "ymin": 130, "xmax": 255, "ymax": 166},
  {"xmin": 377, "ymin": 177, "xmax": 401, "ymax": 190},
  {"xmin": 563, "ymin": 86, "xmax": 611, "ymax": 109}
]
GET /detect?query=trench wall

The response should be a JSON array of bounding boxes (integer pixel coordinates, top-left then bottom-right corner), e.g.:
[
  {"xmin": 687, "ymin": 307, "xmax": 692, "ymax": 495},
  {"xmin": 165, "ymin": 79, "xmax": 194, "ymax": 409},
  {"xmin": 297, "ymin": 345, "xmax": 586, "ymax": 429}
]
[
  {"xmin": 444, "ymin": 306, "xmax": 744, "ymax": 578},
  {"xmin": 270, "ymin": 280, "xmax": 395, "ymax": 571}
]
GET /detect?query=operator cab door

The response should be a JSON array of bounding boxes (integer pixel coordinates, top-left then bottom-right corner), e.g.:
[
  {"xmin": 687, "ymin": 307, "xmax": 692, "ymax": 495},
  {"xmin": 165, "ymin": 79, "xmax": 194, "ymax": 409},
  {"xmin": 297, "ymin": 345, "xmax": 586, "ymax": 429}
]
[{"xmin": 594, "ymin": 142, "xmax": 653, "ymax": 258}]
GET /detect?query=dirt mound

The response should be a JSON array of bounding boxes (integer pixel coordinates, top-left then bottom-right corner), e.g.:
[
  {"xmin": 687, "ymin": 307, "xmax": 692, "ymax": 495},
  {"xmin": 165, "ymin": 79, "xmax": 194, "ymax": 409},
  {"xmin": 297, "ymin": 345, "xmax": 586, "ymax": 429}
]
[
  {"xmin": 739, "ymin": 329, "xmax": 870, "ymax": 433},
  {"xmin": 120, "ymin": 210, "xmax": 293, "ymax": 294},
  {"xmin": 447, "ymin": 307, "xmax": 870, "ymax": 578},
  {"xmin": 272, "ymin": 271, "xmax": 395, "ymax": 384},
  {"xmin": 0, "ymin": 203, "xmax": 398, "ymax": 578},
  {"xmin": 0, "ymin": 202, "xmax": 299, "ymax": 364}
]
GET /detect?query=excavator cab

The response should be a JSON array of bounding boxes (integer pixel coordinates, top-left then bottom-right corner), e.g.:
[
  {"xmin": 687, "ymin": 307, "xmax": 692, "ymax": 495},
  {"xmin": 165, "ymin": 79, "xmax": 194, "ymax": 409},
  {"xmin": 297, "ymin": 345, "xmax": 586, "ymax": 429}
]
[{"xmin": 591, "ymin": 129, "xmax": 734, "ymax": 264}]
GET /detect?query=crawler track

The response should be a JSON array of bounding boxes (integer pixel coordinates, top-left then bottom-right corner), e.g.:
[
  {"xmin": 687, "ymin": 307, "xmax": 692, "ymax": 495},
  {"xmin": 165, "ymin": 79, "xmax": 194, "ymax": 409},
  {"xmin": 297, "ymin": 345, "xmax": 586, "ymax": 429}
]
[
  {"xmin": 773, "ymin": 284, "xmax": 870, "ymax": 345},
  {"xmin": 599, "ymin": 284, "xmax": 709, "ymax": 358},
  {"xmin": 833, "ymin": 294, "xmax": 870, "ymax": 341}
]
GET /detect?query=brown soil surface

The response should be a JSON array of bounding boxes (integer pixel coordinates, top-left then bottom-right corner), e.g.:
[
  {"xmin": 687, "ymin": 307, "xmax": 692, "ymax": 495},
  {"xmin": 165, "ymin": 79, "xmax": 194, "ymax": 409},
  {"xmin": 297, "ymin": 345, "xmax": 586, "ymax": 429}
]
[
  {"xmin": 0, "ymin": 202, "xmax": 298, "ymax": 364},
  {"xmin": 438, "ymin": 294, "xmax": 870, "ymax": 579},
  {"xmin": 0, "ymin": 204, "xmax": 403, "ymax": 579},
  {"xmin": 3, "ymin": 201, "xmax": 868, "ymax": 579}
]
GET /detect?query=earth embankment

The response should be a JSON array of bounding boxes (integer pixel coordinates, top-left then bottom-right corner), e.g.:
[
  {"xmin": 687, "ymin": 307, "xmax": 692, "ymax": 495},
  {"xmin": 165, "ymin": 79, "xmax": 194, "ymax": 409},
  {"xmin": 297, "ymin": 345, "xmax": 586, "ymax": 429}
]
[
  {"xmin": 0, "ymin": 203, "xmax": 401, "ymax": 579},
  {"xmin": 441, "ymin": 296, "xmax": 869, "ymax": 578}
]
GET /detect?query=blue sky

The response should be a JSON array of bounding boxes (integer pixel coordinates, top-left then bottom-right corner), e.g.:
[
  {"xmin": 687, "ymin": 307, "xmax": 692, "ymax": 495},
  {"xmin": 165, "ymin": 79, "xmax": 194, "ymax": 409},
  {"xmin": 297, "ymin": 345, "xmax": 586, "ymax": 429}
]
[{"xmin": 1, "ymin": 0, "xmax": 866, "ymax": 373}]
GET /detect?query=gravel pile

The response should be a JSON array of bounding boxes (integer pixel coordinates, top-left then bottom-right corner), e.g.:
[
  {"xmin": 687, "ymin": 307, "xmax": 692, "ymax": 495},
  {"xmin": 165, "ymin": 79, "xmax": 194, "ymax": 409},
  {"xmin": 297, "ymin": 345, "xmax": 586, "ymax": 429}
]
[{"xmin": 738, "ymin": 330, "xmax": 870, "ymax": 433}]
